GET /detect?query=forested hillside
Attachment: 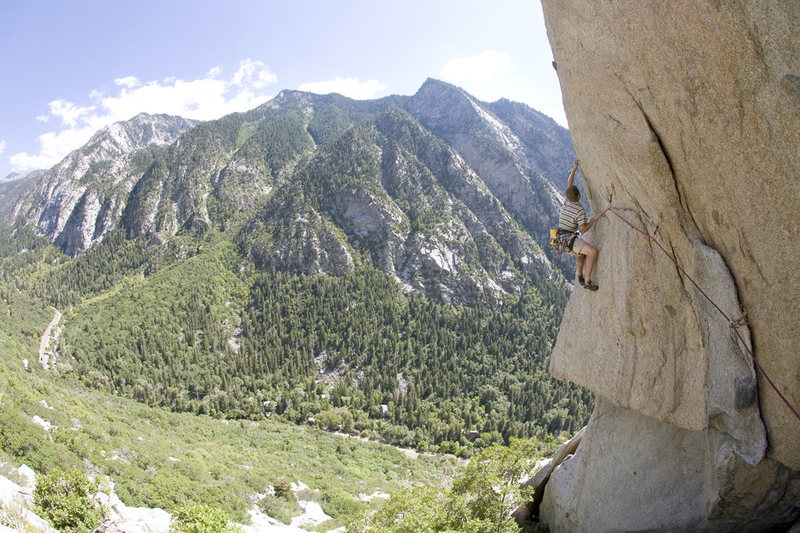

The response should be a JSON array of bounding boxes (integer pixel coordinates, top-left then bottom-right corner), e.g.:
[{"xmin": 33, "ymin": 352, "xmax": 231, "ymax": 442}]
[
  {"xmin": 14, "ymin": 228, "xmax": 589, "ymax": 452},
  {"xmin": 0, "ymin": 283, "xmax": 454, "ymax": 528}
]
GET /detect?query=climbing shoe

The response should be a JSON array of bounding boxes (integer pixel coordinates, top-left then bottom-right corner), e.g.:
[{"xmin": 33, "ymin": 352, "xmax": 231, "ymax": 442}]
[
  {"xmin": 584, "ymin": 281, "xmax": 598, "ymax": 291},
  {"xmin": 578, "ymin": 275, "xmax": 585, "ymax": 286}
]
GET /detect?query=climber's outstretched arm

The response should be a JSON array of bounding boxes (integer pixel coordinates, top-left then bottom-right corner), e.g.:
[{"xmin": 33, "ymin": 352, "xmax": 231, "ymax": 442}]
[
  {"xmin": 567, "ymin": 160, "xmax": 579, "ymax": 190},
  {"xmin": 579, "ymin": 214, "xmax": 600, "ymax": 234}
]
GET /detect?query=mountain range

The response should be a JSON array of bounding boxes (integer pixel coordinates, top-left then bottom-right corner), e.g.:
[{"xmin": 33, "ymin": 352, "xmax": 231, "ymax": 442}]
[{"xmin": 1, "ymin": 78, "xmax": 573, "ymax": 306}]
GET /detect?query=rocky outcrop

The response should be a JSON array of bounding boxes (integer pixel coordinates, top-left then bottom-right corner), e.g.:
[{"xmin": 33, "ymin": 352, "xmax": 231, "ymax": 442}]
[
  {"xmin": 0, "ymin": 171, "xmax": 44, "ymax": 224},
  {"xmin": 541, "ymin": 399, "xmax": 800, "ymax": 532},
  {"xmin": 240, "ymin": 185, "xmax": 356, "ymax": 276},
  {"xmin": 515, "ymin": 426, "xmax": 584, "ymax": 523},
  {"xmin": 0, "ymin": 468, "xmax": 57, "ymax": 532},
  {"xmin": 0, "ymin": 467, "xmax": 328, "ymax": 533},
  {"xmin": 540, "ymin": 1, "xmax": 800, "ymax": 530},
  {"xmin": 9, "ymin": 113, "xmax": 197, "ymax": 256},
  {"xmin": 238, "ymin": 103, "xmax": 556, "ymax": 306}
]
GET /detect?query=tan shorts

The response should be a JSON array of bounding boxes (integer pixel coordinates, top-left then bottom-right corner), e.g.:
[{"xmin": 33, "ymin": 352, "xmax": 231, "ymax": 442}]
[{"xmin": 570, "ymin": 237, "xmax": 587, "ymax": 256}]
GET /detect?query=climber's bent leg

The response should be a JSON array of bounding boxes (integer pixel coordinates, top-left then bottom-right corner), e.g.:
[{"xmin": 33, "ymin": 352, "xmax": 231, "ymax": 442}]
[{"xmin": 581, "ymin": 244, "xmax": 597, "ymax": 283}]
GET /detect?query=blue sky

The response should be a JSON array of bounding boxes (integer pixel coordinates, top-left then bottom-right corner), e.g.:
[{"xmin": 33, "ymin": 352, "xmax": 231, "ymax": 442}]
[{"xmin": 0, "ymin": 0, "xmax": 565, "ymax": 179}]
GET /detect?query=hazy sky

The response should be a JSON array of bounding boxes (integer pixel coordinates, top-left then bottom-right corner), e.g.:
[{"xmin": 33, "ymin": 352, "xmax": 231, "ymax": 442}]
[{"xmin": 0, "ymin": 0, "xmax": 566, "ymax": 178}]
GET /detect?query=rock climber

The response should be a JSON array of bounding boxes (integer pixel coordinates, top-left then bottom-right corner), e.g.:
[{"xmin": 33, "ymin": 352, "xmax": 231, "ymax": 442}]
[{"xmin": 559, "ymin": 160, "xmax": 601, "ymax": 291}]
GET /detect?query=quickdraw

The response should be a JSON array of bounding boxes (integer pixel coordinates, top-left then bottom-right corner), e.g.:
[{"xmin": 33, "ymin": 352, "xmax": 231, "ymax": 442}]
[{"xmin": 729, "ymin": 310, "xmax": 749, "ymax": 329}]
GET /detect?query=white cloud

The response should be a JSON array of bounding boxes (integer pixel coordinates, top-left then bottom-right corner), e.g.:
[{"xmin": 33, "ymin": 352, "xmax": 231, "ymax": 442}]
[
  {"xmin": 440, "ymin": 50, "xmax": 511, "ymax": 87},
  {"xmin": 114, "ymin": 76, "xmax": 141, "ymax": 89},
  {"xmin": 10, "ymin": 59, "xmax": 278, "ymax": 172},
  {"xmin": 232, "ymin": 59, "xmax": 277, "ymax": 89},
  {"xmin": 48, "ymin": 99, "xmax": 96, "ymax": 128},
  {"xmin": 10, "ymin": 126, "xmax": 97, "ymax": 171},
  {"xmin": 439, "ymin": 50, "xmax": 533, "ymax": 105},
  {"xmin": 298, "ymin": 77, "xmax": 388, "ymax": 100}
]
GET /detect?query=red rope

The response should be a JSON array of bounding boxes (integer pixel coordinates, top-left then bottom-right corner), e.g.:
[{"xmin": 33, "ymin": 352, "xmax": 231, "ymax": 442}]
[{"xmin": 599, "ymin": 207, "xmax": 800, "ymax": 423}]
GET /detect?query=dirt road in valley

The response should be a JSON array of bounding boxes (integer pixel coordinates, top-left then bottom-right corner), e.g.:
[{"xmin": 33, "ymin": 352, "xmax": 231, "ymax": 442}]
[{"xmin": 38, "ymin": 307, "xmax": 61, "ymax": 370}]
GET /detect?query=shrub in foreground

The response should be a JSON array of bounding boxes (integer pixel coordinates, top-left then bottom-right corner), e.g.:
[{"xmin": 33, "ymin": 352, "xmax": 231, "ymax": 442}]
[
  {"xmin": 34, "ymin": 468, "xmax": 106, "ymax": 533},
  {"xmin": 170, "ymin": 504, "xmax": 240, "ymax": 533},
  {"xmin": 348, "ymin": 438, "xmax": 546, "ymax": 533}
]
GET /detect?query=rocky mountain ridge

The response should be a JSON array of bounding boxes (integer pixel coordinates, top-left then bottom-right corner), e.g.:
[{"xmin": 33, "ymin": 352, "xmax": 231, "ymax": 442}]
[
  {"xmin": 5, "ymin": 113, "xmax": 198, "ymax": 256},
  {"xmin": 4, "ymin": 80, "xmax": 574, "ymax": 306}
]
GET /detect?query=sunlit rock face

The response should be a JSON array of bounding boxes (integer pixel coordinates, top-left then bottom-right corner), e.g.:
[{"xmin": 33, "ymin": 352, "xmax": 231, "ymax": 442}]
[{"xmin": 540, "ymin": 1, "xmax": 800, "ymax": 530}]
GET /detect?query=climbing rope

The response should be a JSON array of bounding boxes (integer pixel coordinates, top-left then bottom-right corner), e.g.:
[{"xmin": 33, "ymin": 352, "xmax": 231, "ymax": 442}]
[{"xmin": 597, "ymin": 207, "xmax": 800, "ymax": 423}]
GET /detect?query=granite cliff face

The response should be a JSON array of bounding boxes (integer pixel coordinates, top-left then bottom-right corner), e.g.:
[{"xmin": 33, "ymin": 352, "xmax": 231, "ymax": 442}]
[{"xmin": 539, "ymin": 1, "xmax": 800, "ymax": 531}]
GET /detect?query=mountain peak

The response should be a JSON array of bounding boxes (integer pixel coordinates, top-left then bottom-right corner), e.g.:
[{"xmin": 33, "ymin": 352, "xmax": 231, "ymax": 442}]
[
  {"xmin": 419, "ymin": 77, "xmax": 465, "ymax": 93},
  {"xmin": 93, "ymin": 113, "xmax": 197, "ymax": 143},
  {"xmin": 5, "ymin": 113, "xmax": 198, "ymax": 256},
  {"xmin": 413, "ymin": 78, "xmax": 475, "ymax": 106},
  {"xmin": 406, "ymin": 79, "xmax": 483, "ymax": 136}
]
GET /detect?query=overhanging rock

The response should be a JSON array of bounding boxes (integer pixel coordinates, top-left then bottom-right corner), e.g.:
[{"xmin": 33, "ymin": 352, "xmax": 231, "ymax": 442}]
[{"xmin": 539, "ymin": 0, "xmax": 800, "ymax": 529}]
